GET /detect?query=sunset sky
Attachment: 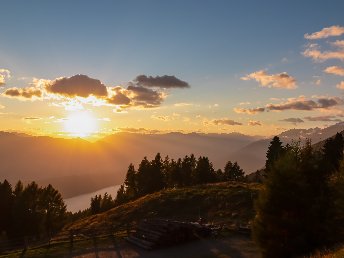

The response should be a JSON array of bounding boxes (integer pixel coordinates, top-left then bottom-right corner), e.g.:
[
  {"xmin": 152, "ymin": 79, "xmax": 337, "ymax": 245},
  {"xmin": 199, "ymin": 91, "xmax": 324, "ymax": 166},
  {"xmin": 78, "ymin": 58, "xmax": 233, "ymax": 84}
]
[{"xmin": 1, "ymin": 1, "xmax": 344, "ymax": 139}]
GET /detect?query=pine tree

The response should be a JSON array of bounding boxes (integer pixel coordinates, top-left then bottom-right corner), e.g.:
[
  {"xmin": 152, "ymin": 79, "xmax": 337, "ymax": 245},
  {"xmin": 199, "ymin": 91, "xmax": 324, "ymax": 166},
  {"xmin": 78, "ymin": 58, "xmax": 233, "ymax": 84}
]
[
  {"xmin": 265, "ymin": 136, "xmax": 285, "ymax": 174},
  {"xmin": 223, "ymin": 161, "xmax": 245, "ymax": 181}
]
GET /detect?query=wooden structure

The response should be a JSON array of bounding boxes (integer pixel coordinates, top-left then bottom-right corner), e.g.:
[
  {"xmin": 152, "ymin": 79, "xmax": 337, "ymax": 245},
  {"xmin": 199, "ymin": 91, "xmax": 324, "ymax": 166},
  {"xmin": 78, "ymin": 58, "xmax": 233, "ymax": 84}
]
[{"xmin": 126, "ymin": 219, "xmax": 211, "ymax": 250}]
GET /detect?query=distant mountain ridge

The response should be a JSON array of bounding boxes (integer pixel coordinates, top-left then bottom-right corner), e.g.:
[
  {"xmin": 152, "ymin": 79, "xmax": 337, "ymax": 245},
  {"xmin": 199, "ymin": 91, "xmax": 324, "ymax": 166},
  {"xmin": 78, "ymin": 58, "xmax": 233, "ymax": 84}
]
[
  {"xmin": 0, "ymin": 122, "xmax": 343, "ymax": 198},
  {"xmin": 0, "ymin": 131, "xmax": 258, "ymax": 197},
  {"xmin": 229, "ymin": 122, "xmax": 344, "ymax": 172}
]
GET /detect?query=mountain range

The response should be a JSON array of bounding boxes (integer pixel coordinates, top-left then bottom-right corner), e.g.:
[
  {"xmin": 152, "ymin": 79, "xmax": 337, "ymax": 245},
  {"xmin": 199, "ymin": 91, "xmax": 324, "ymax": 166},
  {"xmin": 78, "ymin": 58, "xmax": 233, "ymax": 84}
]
[{"xmin": 0, "ymin": 122, "xmax": 343, "ymax": 198}]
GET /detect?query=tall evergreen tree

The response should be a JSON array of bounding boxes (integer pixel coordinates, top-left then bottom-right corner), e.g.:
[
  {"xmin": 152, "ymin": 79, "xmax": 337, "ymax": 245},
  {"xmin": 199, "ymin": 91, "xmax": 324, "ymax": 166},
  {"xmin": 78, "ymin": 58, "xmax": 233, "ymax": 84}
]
[
  {"xmin": 193, "ymin": 156, "xmax": 215, "ymax": 184},
  {"xmin": 124, "ymin": 163, "xmax": 138, "ymax": 199},
  {"xmin": 265, "ymin": 136, "xmax": 285, "ymax": 173},
  {"xmin": 0, "ymin": 180, "xmax": 14, "ymax": 234},
  {"xmin": 322, "ymin": 132, "xmax": 344, "ymax": 173},
  {"xmin": 40, "ymin": 184, "xmax": 67, "ymax": 236}
]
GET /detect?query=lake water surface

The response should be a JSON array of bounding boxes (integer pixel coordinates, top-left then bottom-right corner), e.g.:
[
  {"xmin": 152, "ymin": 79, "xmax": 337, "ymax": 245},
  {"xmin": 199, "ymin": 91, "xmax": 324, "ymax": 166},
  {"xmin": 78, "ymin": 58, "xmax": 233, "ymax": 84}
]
[{"xmin": 64, "ymin": 185, "xmax": 121, "ymax": 213}]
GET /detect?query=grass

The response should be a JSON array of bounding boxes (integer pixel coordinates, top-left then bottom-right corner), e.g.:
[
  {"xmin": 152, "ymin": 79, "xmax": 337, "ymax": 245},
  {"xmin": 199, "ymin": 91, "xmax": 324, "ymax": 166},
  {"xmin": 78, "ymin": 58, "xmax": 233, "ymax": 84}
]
[
  {"xmin": 60, "ymin": 182, "xmax": 261, "ymax": 236},
  {"xmin": 307, "ymin": 245, "xmax": 344, "ymax": 258},
  {"xmin": 0, "ymin": 182, "xmax": 261, "ymax": 257}
]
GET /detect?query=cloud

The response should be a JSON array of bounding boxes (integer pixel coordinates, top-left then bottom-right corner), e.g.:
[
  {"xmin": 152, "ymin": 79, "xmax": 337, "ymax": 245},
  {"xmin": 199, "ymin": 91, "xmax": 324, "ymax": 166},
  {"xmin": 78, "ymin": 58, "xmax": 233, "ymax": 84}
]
[
  {"xmin": 266, "ymin": 96, "xmax": 342, "ymax": 111},
  {"xmin": 174, "ymin": 102, "xmax": 194, "ymax": 107},
  {"xmin": 106, "ymin": 86, "xmax": 131, "ymax": 105},
  {"xmin": 303, "ymin": 43, "xmax": 344, "ymax": 62},
  {"xmin": 23, "ymin": 117, "xmax": 41, "ymax": 120},
  {"xmin": 0, "ymin": 69, "xmax": 11, "ymax": 86},
  {"xmin": 324, "ymin": 66, "xmax": 344, "ymax": 76},
  {"xmin": 248, "ymin": 120, "xmax": 262, "ymax": 126},
  {"xmin": 241, "ymin": 70, "xmax": 296, "ymax": 89},
  {"xmin": 134, "ymin": 75, "xmax": 189, "ymax": 88},
  {"xmin": 46, "ymin": 74, "xmax": 108, "ymax": 98},
  {"xmin": 332, "ymin": 40, "xmax": 344, "ymax": 49},
  {"xmin": 211, "ymin": 119, "xmax": 242, "ymax": 126},
  {"xmin": 127, "ymin": 85, "xmax": 164, "ymax": 108},
  {"xmin": 304, "ymin": 25, "xmax": 344, "ymax": 39},
  {"xmin": 3, "ymin": 87, "xmax": 42, "ymax": 100},
  {"xmin": 116, "ymin": 127, "xmax": 160, "ymax": 134},
  {"xmin": 337, "ymin": 81, "xmax": 344, "ymax": 90},
  {"xmin": 233, "ymin": 107, "xmax": 265, "ymax": 114},
  {"xmin": 304, "ymin": 115, "xmax": 342, "ymax": 122},
  {"xmin": 280, "ymin": 118, "xmax": 304, "ymax": 124}
]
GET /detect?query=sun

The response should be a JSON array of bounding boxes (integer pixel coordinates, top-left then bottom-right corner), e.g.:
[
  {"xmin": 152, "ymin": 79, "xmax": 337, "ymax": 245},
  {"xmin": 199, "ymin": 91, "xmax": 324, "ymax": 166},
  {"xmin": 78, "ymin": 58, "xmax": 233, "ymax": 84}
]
[{"xmin": 63, "ymin": 111, "xmax": 98, "ymax": 137}]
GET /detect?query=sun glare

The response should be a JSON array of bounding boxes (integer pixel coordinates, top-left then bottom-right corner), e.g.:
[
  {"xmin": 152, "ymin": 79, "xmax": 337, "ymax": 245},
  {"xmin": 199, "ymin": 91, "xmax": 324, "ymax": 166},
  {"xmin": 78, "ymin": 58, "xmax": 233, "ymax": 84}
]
[{"xmin": 63, "ymin": 111, "xmax": 98, "ymax": 138}]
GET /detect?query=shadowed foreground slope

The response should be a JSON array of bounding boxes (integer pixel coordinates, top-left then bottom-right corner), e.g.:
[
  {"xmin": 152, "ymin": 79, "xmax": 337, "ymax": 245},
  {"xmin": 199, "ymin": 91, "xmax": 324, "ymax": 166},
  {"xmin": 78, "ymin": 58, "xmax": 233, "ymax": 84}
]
[{"xmin": 60, "ymin": 182, "xmax": 260, "ymax": 237}]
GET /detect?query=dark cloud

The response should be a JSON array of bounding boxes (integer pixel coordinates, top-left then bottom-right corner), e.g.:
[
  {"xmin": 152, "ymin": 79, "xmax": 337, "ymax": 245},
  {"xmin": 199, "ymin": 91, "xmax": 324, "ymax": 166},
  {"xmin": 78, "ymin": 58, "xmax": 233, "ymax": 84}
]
[
  {"xmin": 106, "ymin": 86, "xmax": 131, "ymax": 105},
  {"xmin": 3, "ymin": 87, "xmax": 42, "ymax": 99},
  {"xmin": 134, "ymin": 75, "xmax": 190, "ymax": 88},
  {"xmin": 234, "ymin": 107, "xmax": 265, "ymax": 114},
  {"xmin": 267, "ymin": 97, "xmax": 341, "ymax": 111},
  {"xmin": 212, "ymin": 119, "xmax": 242, "ymax": 126},
  {"xmin": 46, "ymin": 74, "xmax": 108, "ymax": 97},
  {"xmin": 304, "ymin": 116, "xmax": 342, "ymax": 122},
  {"xmin": 127, "ymin": 85, "xmax": 164, "ymax": 108},
  {"xmin": 280, "ymin": 118, "xmax": 304, "ymax": 124}
]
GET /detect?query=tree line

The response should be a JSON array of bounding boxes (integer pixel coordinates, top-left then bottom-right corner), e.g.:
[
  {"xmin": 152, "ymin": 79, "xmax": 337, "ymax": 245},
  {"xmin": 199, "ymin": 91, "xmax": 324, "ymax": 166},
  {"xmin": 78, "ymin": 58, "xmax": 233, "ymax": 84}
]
[
  {"xmin": 253, "ymin": 133, "xmax": 344, "ymax": 257},
  {"xmin": 88, "ymin": 154, "xmax": 245, "ymax": 214},
  {"xmin": 0, "ymin": 181, "xmax": 67, "ymax": 244}
]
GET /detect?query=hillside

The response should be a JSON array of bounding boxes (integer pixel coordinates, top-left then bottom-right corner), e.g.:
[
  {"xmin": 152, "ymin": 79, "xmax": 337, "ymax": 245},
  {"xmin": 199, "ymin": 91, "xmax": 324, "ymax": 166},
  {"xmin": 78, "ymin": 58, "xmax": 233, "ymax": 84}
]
[{"xmin": 59, "ymin": 182, "xmax": 260, "ymax": 237}]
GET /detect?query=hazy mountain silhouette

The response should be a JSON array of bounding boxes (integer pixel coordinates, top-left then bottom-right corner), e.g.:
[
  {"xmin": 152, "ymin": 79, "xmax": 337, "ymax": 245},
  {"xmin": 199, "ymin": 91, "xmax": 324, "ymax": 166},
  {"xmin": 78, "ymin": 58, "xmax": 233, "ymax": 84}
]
[
  {"xmin": 0, "ymin": 131, "xmax": 258, "ymax": 197},
  {"xmin": 1, "ymin": 123, "xmax": 343, "ymax": 198},
  {"xmin": 230, "ymin": 122, "xmax": 344, "ymax": 172}
]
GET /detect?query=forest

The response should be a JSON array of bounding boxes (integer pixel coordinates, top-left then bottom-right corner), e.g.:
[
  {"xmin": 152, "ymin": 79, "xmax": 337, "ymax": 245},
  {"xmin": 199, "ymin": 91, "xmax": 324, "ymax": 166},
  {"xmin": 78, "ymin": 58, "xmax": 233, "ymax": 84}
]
[{"xmin": 0, "ymin": 132, "xmax": 343, "ymax": 257}]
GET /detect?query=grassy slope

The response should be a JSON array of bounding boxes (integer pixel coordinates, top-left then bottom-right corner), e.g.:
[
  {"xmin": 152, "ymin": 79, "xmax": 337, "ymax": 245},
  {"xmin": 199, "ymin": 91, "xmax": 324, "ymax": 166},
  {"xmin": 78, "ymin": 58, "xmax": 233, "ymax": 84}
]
[{"xmin": 60, "ymin": 182, "xmax": 261, "ymax": 237}]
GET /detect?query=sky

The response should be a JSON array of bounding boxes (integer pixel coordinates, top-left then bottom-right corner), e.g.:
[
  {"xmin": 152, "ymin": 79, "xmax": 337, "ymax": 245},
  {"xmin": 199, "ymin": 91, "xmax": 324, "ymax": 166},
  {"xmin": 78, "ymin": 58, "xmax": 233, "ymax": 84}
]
[{"xmin": 0, "ymin": 0, "xmax": 344, "ymax": 139}]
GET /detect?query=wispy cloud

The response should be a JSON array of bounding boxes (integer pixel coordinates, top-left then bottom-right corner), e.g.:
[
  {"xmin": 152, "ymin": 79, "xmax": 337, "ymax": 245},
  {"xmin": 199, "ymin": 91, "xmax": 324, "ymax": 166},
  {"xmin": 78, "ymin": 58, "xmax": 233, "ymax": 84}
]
[
  {"xmin": 134, "ymin": 75, "xmax": 190, "ymax": 88},
  {"xmin": 337, "ymin": 81, "xmax": 344, "ymax": 90},
  {"xmin": 303, "ymin": 43, "xmax": 344, "ymax": 62},
  {"xmin": 23, "ymin": 117, "xmax": 41, "ymax": 120},
  {"xmin": 248, "ymin": 120, "xmax": 262, "ymax": 126},
  {"xmin": 235, "ymin": 96, "xmax": 343, "ymax": 114},
  {"xmin": 304, "ymin": 25, "xmax": 344, "ymax": 39},
  {"xmin": 332, "ymin": 40, "xmax": 344, "ymax": 48},
  {"xmin": 0, "ymin": 69, "xmax": 11, "ymax": 86},
  {"xmin": 324, "ymin": 66, "xmax": 344, "ymax": 76},
  {"xmin": 304, "ymin": 115, "xmax": 342, "ymax": 122},
  {"xmin": 233, "ymin": 107, "xmax": 265, "ymax": 114},
  {"xmin": 174, "ymin": 102, "xmax": 194, "ymax": 107},
  {"xmin": 241, "ymin": 70, "xmax": 296, "ymax": 89},
  {"xmin": 267, "ymin": 96, "xmax": 341, "ymax": 111},
  {"xmin": 211, "ymin": 118, "xmax": 242, "ymax": 126},
  {"xmin": 280, "ymin": 118, "xmax": 304, "ymax": 124}
]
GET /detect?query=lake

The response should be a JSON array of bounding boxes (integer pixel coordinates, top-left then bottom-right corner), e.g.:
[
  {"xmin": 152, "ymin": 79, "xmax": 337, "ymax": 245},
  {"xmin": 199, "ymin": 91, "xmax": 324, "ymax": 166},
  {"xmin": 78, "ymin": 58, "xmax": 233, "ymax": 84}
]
[{"xmin": 64, "ymin": 185, "xmax": 121, "ymax": 213}]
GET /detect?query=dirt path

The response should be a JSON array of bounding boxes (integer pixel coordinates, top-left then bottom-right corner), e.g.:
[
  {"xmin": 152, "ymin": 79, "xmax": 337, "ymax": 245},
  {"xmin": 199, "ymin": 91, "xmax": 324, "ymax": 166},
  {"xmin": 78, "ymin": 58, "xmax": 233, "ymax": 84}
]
[{"xmin": 72, "ymin": 235, "xmax": 260, "ymax": 258}]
